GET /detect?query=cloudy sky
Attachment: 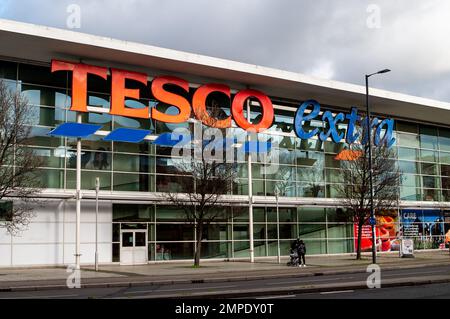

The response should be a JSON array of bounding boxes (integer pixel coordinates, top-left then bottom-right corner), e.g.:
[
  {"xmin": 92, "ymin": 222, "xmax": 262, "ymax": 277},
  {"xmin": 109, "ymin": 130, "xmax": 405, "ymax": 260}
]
[{"xmin": 1, "ymin": 0, "xmax": 450, "ymax": 102}]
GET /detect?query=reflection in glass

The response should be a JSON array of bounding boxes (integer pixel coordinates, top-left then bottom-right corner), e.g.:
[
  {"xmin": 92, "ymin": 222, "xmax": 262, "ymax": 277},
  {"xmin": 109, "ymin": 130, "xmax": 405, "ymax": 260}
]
[{"xmin": 122, "ymin": 232, "xmax": 133, "ymax": 247}]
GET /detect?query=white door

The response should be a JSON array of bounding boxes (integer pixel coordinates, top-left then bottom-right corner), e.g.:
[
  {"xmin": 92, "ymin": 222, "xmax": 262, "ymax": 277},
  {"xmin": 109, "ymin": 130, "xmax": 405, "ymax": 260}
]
[{"xmin": 120, "ymin": 230, "xmax": 148, "ymax": 265}]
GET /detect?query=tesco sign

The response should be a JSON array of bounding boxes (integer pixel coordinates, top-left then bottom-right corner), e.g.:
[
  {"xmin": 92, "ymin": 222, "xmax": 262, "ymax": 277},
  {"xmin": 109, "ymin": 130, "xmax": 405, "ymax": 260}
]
[{"xmin": 51, "ymin": 60, "xmax": 395, "ymax": 147}]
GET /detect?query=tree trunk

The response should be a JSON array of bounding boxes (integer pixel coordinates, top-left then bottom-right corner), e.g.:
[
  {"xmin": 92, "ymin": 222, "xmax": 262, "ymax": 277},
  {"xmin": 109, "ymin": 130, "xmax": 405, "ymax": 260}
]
[
  {"xmin": 194, "ymin": 222, "xmax": 203, "ymax": 267},
  {"xmin": 356, "ymin": 220, "xmax": 364, "ymax": 260}
]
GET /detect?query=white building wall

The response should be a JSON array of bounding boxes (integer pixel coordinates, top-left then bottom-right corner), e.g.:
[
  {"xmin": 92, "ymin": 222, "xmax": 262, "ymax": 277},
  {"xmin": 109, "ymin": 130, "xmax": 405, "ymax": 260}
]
[{"xmin": 0, "ymin": 199, "xmax": 113, "ymax": 267}]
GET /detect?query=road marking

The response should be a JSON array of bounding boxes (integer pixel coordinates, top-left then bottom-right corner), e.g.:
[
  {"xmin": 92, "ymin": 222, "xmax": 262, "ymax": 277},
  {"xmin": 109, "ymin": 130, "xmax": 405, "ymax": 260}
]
[
  {"xmin": 266, "ymin": 277, "xmax": 355, "ymax": 285},
  {"xmin": 320, "ymin": 290, "xmax": 354, "ymax": 295},
  {"xmin": 125, "ymin": 285, "xmax": 237, "ymax": 294},
  {"xmin": 383, "ymin": 270, "xmax": 446, "ymax": 278},
  {"xmin": 256, "ymin": 295, "xmax": 297, "ymax": 299}
]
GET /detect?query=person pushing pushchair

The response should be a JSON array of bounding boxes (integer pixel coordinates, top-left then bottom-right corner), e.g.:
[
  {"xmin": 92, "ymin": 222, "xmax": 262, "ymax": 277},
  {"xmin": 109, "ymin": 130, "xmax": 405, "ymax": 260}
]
[
  {"xmin": 287, "ymin": 238, "xmax": 300, "ymax": 267},
  {"xmin": 297, "ymin": 240, "xmax": 307, "ymax": 267}
]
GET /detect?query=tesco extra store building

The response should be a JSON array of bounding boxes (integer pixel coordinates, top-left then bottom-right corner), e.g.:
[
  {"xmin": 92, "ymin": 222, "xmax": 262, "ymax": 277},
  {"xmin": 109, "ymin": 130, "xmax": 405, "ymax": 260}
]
[{"xmin": 0, "ymin": 19, "xmax": 449, "ymax": 267}]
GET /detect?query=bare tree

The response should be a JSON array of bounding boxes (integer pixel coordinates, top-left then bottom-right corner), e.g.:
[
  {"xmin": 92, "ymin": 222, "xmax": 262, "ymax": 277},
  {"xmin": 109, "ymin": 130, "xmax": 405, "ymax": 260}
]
[
  {"xmin": 335, "ymin": 140, "xmax": 401, "ymax": 260},
  {"xmin": 161, "ymin": 103, "xmax": 236, "ymax": 267},
  {"xmin": 0, "ymin": 80, "xmax": 43, "ymax": 234}
]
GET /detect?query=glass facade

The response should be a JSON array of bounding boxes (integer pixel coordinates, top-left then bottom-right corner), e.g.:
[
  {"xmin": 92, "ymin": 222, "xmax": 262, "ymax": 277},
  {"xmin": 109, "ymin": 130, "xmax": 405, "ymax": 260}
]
[
  {"xmin": 3, "ymin": 59, "xmax": 450, "ymax": 202},
  {"xmin": 112, "ymin": 205, "xmax": 356, "ymax": 261},
  {"xmin": 2, "ymin": 59, "xmax": 450, "ymax": 262}
]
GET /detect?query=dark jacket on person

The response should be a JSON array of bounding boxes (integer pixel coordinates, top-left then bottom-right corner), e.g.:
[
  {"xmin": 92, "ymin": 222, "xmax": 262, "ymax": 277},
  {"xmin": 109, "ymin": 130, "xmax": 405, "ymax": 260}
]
[
  {"xmin": 297, "ymin": 242, "xmax": 306, "ymax": 255},
  {"xmin": 291, "ymin": 240, "xmax": 300, "ymax": 251}
]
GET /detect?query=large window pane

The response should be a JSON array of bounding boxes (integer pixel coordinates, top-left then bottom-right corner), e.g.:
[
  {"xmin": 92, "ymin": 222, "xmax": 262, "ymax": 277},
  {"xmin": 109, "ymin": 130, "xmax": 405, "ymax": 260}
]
[
  {"xmin": 295, "ymin": 151, "xmax": 324, "ymax": 168},
  {"xmin": 30, "ymin": 169, "xmax": 64, "ymax": 189},
  {"xmin": 22, "ymin": 85, "xmax": 69, "ymax": 108},
  {"xmin": 156, "ymin": 243, "xmax": 193, "ymax": 260},
  {"xmin": 401, "ymin": 174, "xmax": 421, "ymax": 188},
  {"xmin": 67, "ymin": 136, "xmax": 112, "ymax": 152},
  {"xmin": 113, "ymin": 173, "xmax": 153, "ymax": 192},
  {"xmin": 400, "ymin": 187, "xmax": 421, "ymax": 201},
  {"xmin": 396, "ymin": 121, "xmax": 417, "ymax": 134},
  {"xmin": 423, "ymin": 189, "xmax": 440, "ymax": 201},
  {"xmin": 442, "ymin": 177, "xmax": 450, "ymax": 190},
  {"xmin": 253, "ymin": 224, "xmax": 266, "ymax": 240},
  {"xmin": 298, "ymin": 224, "xmax": 327, "ymax": 239},
  {"xmin": 440, "ymin": 152, "xmax": 450, "ymax": 165},
  {"xmin": 233, "ymin": 241, "xmax": 250, "ymax": 258},
  {"xmin": 114, "ymin": 141, "xmax": 153, "ymax": 154},
  {"xmin": 325, "ymin": 169, "xmax": 345, "ymax": 183},
  {"xmin": 420, "ymin": 150, "xmax": 438, "ymax": 162},
  {"xmin": 0, "ymin": 60, "xmax": 17, "ymax": 80},
  {"xmin": 67, "ymin": 110, "xmax": 112, "ymax": 131},
  {"xmin": 267, "ymin": 208, "xmax": 296, "ymax": 223},
  {"xmin": 66, "ymin": 149, "xmax": 112, "ymax": 170},
  {"xmin": 421, "ymin": 163, "xmax": 438, "ymax": 176},
  {"xmin": 422, "ymin": 176, "xmax": 440, "ymax": 189},
  {"xmin": 203, "ymin": 224, "xmax": 230, "ymax": 241},
  {"xmin": 19, "ymin": 63, "xmax": 67, "ymax": 88},
  {"xmin": 298, "ymin": 167, "xmax": 325, "ymax": 183},
  {"xmin": 156, "ymin": 157, "xmax": 190, "ymax": 175},
  {"xmin": 66, "ymin": 170, "xmax": 111, "ymax": 190},
  {"xmin": 155, "ymin": 175, "xmax": 192, "ymax": 193},
  {"xmin": 232, "ymin": 179, "xmax": 248, "ymax": 195},
  {"xmin": 23, "ymin": 127, "xmax": 64, "ymax": 147},
  {"xmin": 113, "ymin": 115, "xmax": 153, "ymax": 131},
  {"xmin": 156, "ymin": 224, "xmax": 194, "ymax": 241},
  {"xmin": 324, "ymin": 141, "xmax": 345, "ymax": 154},
  {"xmin": 201, "ymin": 242, "xmax": 230, "ymax": 259},
  {"xmin": 328, "ymin": 239, "xmax": 354, "ymax": 254},
  {"xmin": 325, "ymin": 154, "xmax": 342, "ymax": 169},
  {"xmin": 298, "ymin": 208, "xmax": 325, "ymax": 223},
  {"xmin": 25, "ymin": 147, "xmax": 65, "ymax": 168},
  {"xmin": 439, "ymin": 129, "xmax": 450, "ymax": 152},
  {"xmin": 28, "ymin": 106, "xmax": 65, "ymax": 127},
  {"xmin": 113, "ymin": 204, "xmax": 154, "ymax": 222},
  {"xmin": 420, "ymin": 126, "xmax": 438, "ymax": 150},
  {"xmin": 397, "ymin": 133, "xmax": 419, "ymax": 148},
  {"xmin": 398, "ymin": 147, "xmax": 419, "ymax": 161},
  {"xmin": 156, "ymin": 206, "xmax": 186, "ymax": 222},
  {"xmin": 267, "ymin": 224, "xmax": 296, "ymax": 239},
  {"xmin": 302, "ymin": 240, "xmax": 327, "ymax": 255},
  {"xmin": 327, "ymin": 223, "xmax": 353, "ymax": 239},
  {"xmin": 114, "ymin": 154, "xmax": 154, "ymax": 173},
  {"xmin": 398, "ymin": 161, "xmax": 419, "ymax": 174},
  {"xmin": 233, "ymin": 225, "xmax": 249, "ymax": 240},
  {"xmin": 297, "ymin": 183, "xmax": 325, "ymax": 198}
]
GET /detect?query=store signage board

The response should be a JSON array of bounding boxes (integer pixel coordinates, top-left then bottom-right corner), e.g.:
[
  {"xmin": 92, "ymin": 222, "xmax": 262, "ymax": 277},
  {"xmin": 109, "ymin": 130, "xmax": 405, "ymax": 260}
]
[
  {"xmin": 400, "ymin": 239, "xmax": 414, "ymax": 258},
  {"xmin": 49, "ymin": 60, "xmax": 395, "ymax": 147}
]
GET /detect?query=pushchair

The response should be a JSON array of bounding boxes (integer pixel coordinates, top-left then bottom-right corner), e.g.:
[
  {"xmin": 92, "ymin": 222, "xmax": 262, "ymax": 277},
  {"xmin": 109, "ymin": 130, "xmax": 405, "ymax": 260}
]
[{"xmin": 286, "ymin": 249, "xmax": 299, "ymax": 267}]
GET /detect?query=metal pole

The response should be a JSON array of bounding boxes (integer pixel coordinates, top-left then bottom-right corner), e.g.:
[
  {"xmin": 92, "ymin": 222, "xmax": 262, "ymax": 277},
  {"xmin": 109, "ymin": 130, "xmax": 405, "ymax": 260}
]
[
  {"xmin": 276, "ymin": 190, "xmax": 281, "ymax": 264},
  {"xmin": 75, "ymin": 113, "xmax": 82, "ymax": 270},
  {"xmin": 366, "ymin": 75, "xmax": 377, "ymax": 265},
  {"xmin": 95, "ymin": 177, "xmax": 99, "ymax": 272},
  {"xmin": 247, "ymin": 99, "xmax": 254, "ymax": 263}
]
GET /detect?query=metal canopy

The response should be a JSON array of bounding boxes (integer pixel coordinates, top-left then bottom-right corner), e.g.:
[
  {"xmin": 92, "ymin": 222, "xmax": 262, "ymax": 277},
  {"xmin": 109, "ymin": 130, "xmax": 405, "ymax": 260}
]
[
  {"xmin": 103, "ymin": 128, "xmax": 151, "ymax": 143},
  {"xmin": 48, "ymin": 123, "xmax": 102, "ymax": 138}
]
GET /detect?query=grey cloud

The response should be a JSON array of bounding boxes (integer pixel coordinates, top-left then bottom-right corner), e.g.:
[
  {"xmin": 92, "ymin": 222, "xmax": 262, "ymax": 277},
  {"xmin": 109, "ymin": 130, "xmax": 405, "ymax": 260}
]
[{"xmin": 2, "ymin": 0, "xmax": 450, "ymax": 102}]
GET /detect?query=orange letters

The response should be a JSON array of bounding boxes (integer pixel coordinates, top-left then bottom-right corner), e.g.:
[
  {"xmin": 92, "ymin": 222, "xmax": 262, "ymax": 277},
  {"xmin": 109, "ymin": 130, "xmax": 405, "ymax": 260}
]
[
  {"xmin": 110, "ymin": 68, "xmax": 149, "ymax": 119},
  {"xmin": 51, "ymin": 60, "xmax": 274, "ymax": 132},
  {"xmin": 151, "ymin": 76, "xmax": 191, "ymax": 123},
  {"xmin": 51, "ymin": 60, "xmax": 108, "ymax": 113}
]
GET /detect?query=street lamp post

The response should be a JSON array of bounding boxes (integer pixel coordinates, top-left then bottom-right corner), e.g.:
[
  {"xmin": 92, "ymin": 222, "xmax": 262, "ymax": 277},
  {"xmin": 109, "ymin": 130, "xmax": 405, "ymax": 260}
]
[
  {"xmin": 95, "ymin": 177, "xmax": 100, "ymax": 272},
  {"xmin": 75, "ymin": 113, "xmax": 82, "ymax": 270},
  {"xmin": 275, "ymin": 188, "xmax": 281, "ymax": 264},
  {"xmin": 274, "ymin": 184, "xmax": 296, "ymax": 264},
  {"xmin": 365, "ymin": 69, "xmax": 391, "ymax": 265}
]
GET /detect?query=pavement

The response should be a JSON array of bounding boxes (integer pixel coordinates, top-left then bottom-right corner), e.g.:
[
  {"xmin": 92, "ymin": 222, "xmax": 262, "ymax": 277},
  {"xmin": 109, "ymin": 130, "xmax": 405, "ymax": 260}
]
[{"xmin": 0, "ymin": 250, "xmax": 449, "ymax": 296}]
